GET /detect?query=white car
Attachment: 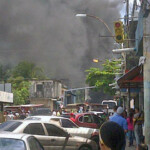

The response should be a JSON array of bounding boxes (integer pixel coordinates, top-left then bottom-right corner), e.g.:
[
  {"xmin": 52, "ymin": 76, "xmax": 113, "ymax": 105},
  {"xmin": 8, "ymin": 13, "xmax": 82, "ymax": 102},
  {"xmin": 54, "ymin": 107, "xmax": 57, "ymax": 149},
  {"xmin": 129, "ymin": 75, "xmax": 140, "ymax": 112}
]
[
  {"xmin": 0, "ymin": 120, "xmax": 98, "ymax": 150},
  {"xmin": 25, "ymin": 116, "xmax": 100, "ymax": 145},
  {"xmin": 0, "ymin": 132, "xmax": 44, "ymax": 150}
]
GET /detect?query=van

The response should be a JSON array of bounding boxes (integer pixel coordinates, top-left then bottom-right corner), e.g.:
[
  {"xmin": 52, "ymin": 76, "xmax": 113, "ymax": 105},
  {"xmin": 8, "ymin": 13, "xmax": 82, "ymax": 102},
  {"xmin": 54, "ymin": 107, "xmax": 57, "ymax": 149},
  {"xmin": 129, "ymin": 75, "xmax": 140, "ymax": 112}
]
[{"xmin": 101, "ymin": 100, "xmax": 117, "ymax": 115}]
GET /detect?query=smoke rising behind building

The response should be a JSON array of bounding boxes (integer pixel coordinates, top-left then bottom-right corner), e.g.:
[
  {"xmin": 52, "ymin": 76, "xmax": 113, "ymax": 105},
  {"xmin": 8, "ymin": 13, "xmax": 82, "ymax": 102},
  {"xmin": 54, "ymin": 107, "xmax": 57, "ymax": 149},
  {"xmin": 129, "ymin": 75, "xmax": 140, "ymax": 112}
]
[{"xmin": 0, "ymin": 0, "xmax": 123, "ymax": 87}]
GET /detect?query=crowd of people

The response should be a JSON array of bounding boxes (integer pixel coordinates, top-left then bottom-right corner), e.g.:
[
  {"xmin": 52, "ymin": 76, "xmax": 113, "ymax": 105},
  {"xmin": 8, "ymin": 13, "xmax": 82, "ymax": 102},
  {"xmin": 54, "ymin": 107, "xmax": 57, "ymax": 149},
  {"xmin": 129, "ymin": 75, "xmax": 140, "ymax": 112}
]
[
  {"xmin": 3, "ymin": 110, "xmax": 29, "ymax": 121},
  {"xmin": 100, "ymin": 106, "xmax": 147, "ymax": 150}
]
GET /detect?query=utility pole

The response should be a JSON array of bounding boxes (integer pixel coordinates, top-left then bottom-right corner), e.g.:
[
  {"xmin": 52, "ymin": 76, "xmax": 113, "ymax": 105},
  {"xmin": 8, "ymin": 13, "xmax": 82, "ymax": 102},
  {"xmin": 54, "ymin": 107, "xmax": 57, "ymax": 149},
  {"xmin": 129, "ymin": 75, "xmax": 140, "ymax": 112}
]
[
  {"xmin": 126, "ymin": 0, "xmax": 129, "ymax": 48},
  {"xmin": 143, "ymin": 14, "xmax": 150, "ymax": 147},
  {"xmin": 126, "ymin": 0, "xmax": 130, "ymax": 110}
]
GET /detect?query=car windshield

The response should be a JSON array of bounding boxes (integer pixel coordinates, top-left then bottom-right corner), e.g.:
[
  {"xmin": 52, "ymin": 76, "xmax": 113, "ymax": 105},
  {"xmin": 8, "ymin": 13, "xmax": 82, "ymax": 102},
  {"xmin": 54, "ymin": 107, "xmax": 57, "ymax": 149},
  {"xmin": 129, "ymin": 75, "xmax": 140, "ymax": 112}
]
[
  {"xmin": 103, "ymin": 102, "xmax": 116, "ymax": 109},
  {"xmin": 0, "ymin": 138, "xmax": 26, "ymax": 150},
  {"xmin": 0, "ymin": 121, "xmax": 22, "ymax": 132}
]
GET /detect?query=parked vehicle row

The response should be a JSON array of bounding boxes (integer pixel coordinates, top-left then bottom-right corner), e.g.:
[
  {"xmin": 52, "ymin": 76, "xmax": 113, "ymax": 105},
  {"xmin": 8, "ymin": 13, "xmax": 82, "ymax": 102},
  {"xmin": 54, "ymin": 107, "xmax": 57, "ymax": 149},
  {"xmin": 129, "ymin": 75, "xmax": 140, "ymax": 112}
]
[{"xmin": 0, "ymin": 120, "xmax": 98, "ymax": 150}]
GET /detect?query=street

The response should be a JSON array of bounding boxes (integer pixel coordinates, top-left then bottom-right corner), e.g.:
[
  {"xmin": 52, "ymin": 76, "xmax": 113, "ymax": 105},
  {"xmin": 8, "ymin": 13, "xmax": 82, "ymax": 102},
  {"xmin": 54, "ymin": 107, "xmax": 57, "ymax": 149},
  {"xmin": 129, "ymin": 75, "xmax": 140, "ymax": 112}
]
[{"xmin": 0, "ymin": 0, "xmax": 149, "ymax": 149}]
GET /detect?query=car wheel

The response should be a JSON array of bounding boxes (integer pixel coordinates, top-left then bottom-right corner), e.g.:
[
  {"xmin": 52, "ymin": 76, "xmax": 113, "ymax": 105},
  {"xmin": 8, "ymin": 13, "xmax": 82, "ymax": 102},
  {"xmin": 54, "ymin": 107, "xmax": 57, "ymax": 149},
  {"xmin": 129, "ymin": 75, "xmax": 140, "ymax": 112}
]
[{"xmin": 79, "ymin": 145, "xmax": 91, "ymax": 150}]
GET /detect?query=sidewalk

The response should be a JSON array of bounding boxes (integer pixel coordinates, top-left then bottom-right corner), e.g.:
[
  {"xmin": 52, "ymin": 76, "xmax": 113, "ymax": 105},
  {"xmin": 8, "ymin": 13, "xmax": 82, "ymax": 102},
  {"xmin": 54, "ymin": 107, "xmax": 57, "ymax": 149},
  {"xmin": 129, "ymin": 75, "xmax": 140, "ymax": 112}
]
[{"xmin": 126, "ymin": 145, "xmax": 136, "ymax": 150}]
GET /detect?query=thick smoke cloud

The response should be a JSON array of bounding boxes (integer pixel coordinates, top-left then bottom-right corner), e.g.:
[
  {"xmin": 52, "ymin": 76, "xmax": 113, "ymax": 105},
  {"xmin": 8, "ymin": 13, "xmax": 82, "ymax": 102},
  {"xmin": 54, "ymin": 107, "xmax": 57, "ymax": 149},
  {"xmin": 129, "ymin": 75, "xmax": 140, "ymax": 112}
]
[{"xmin": 0, "ymin": 0, "xmax": 123, "ymax": 87}]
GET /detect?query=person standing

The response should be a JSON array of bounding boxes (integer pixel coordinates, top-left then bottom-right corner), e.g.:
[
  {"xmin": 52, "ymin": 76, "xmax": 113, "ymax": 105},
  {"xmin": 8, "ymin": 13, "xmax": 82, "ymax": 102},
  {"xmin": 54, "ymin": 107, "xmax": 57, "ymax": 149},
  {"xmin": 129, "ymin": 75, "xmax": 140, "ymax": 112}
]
[
  {"xmin": 134, "ymin": 108, "xmax": 144, "ymax": 150},
  {"xmin": 52, "ymin": 110, "xmax": 56, "ymax": 116},
  {"xmin": 109, "ymin": 105, "xmax": 118, "ymax": 120},
  {"xmin": 99, "ymin": 121, "xmax": 125, "ymax": 150},
  {"xmin": 127, "ymin": 112, "xmax": 134, "ymax": 147},
  {"xmin": 109, "ymin": 106, "xmax": 128, "ymax": 150}
]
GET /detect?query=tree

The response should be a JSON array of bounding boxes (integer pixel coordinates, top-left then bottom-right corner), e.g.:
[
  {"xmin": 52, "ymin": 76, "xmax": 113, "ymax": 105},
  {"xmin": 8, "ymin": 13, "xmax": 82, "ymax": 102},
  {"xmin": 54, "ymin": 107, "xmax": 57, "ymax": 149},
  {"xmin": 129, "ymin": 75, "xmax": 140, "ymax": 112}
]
[
  {"xmin": 8, "ymin": 76, "xmax": 30, "ymax": 105},
  {"xmin": 8, "ymin": 61, "xmax": 46, "ymax": 105},
  {"xmin": 12, "ymin": 61, "xmax": 45, "ymax": 79},
  {"xmin": 86, "ymin": 59, "xmax": 121, "ymax": 95}
]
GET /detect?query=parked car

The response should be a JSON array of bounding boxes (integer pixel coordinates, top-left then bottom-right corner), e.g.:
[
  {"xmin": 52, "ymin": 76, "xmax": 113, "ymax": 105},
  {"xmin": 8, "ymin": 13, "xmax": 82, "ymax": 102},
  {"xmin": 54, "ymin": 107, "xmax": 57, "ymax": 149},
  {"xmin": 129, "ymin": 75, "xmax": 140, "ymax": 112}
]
[
  {"xmin": 0, "ymin": 132, "xmax": 44, "ymax": 150},
  {"xmin": 25, "ymin": 116, "xmax": 100, "ymax": 146},
  {"xmin": 61, "ymin": 113, "xmax": 104, "ymax": 129},
  {"xmin": 0, "ymin": 120, "xmax": 98, "ymax": 150}
]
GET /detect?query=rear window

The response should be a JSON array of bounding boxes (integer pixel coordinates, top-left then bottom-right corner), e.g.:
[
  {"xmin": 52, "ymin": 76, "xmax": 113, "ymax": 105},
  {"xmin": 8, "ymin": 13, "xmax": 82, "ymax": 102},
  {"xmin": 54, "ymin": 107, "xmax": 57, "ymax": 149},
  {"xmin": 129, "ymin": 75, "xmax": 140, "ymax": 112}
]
[
  {"xmin": 0, "ymin": 138, "xmax": 26, "ymax": 150},
  {"xmin": 0, "ymin": 121, "xmax": 22, "ymax": 132},
  {"xmin": 61, "ymin": 119, "xmax": 78, "ymax": 128}
]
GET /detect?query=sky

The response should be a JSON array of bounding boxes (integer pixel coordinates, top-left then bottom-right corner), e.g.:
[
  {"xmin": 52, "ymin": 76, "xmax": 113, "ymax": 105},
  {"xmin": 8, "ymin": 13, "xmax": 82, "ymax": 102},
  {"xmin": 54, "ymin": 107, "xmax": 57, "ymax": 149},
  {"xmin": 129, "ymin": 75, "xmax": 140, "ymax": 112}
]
[{"xmin": 0, "ymin": 0, "xmax": 131, "ymax": 87}]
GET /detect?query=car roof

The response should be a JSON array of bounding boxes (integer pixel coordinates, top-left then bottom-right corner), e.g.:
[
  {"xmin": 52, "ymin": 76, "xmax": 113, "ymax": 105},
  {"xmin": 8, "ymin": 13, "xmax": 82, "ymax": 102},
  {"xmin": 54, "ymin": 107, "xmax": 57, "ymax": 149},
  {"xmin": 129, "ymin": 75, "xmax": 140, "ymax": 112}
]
[
  {"xmin": 75, "ymin": 112, "xmax": 95, "ymax": 115},
  {"xmin": 90, "ymin": 111, "xmax": 104, "ymax": 113},
  {"xmin": 0, "ymin": 132, "xmax": 31, "ymax": 139},
  {"xmin": 27, "ymin": 116, "xmax": 65, "ymax": 119},
  {"xmin": 7, "ymin": 119, "xmax": 60, "ymax": 124},
  {"xmin": 4, "ymin": 120, "xmax": 68, "ymax": 131}
]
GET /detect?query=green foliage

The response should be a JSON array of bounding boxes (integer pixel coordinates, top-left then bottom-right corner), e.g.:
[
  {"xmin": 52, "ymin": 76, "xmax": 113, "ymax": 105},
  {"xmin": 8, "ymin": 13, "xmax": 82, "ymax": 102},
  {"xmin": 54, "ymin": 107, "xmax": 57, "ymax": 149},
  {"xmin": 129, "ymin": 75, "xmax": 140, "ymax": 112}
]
[
  {"xmin": 8, "ymin": 61, "xmax": 46, "ymax": 105},
  {"xmin": 12, "ymin": 61, "xmax": 45, "ymax": 79},
  {"xmin": 0, "ymin": 61, "xmax": 46, "ymax": 105},
  {"xmin": 86, "ymin": 59, "xmax": 121, "ymax": 95}
]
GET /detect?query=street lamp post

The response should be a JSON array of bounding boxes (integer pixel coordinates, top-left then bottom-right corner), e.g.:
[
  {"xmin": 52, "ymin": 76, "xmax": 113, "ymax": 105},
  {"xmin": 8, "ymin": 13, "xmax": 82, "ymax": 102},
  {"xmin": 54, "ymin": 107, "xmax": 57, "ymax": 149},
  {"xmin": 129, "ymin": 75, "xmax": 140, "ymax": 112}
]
[{"xmin": 76, "ymin": 14, "xmax": 114, "ymax": 40}]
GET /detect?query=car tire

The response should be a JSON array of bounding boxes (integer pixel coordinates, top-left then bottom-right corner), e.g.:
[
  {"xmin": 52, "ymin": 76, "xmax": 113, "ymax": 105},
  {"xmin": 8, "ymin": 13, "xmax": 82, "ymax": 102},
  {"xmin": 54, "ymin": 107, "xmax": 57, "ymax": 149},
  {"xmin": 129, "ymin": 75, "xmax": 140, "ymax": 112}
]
[{"xmin": 79, "ymin": 145, "xmax": 92, "ymax": 150}]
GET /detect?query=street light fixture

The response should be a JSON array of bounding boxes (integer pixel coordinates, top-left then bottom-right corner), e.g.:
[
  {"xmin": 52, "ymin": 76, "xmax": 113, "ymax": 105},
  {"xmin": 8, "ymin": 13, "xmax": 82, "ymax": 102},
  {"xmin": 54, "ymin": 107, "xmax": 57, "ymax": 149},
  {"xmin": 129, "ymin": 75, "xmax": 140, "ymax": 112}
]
[
  {"xmin": 112, "ymin": 48, "xmax": 136, "ymax": 53},
  {"xmin": 92, "ymin": 58, "xmax": 104, "ymax": 63},
  {"xmin": 76, "ymin": 13, "xmax": 114, "ymax": 39}
]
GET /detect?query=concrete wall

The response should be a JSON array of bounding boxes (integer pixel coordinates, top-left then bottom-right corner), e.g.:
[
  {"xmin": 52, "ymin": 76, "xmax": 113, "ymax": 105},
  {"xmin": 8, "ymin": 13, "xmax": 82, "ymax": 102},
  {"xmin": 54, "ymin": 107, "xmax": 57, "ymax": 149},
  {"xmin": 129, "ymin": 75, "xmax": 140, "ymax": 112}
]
[
  {"xmin": 30, "ymin": 98, "xmax": 54, "ymax": 110},
  {"xmin": 29, "ymin": 80, "xmax": 62, "ymax": 99}
]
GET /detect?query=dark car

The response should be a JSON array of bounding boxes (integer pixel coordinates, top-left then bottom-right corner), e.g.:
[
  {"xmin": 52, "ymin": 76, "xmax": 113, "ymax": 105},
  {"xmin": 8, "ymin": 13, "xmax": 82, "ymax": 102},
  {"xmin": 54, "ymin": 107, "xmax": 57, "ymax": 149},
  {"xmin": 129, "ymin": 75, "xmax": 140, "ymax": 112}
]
[{"xmin": 30, "ymin": 108, "xmax": 51, "ymax": 116}]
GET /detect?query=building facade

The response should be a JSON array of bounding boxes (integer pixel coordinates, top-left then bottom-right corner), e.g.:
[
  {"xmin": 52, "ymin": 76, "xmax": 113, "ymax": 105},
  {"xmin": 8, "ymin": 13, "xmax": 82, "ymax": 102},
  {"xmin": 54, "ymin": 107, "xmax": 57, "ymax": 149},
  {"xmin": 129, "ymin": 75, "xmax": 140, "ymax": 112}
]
[{"xmin": 29, "ymin": 80, "xmax": 65, "ymax": 111}]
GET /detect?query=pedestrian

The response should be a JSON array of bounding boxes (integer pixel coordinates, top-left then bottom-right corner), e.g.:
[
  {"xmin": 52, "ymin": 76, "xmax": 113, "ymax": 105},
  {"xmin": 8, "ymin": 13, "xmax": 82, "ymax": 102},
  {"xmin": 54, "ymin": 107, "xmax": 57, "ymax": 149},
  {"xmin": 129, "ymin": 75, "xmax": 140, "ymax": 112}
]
[
  {"xmin": 70, "ymin": 113, "xmax": 75, "ymax": 122},
  {"xmin": 99, "ymin": 121, "xmax": 125, "ymax": 150},
  {"xmin": 109, "ymin": 106, "xmax": 128, "ymax": 150},
  {"xmin": 134, "ymin": 108, "xmax": 144, "ymax": 150},
  {"xmin": 127, "ymin": 112, "xmax": 134, "ymax": 147},
  {"xmin": 56, "ymin": 110, "xmax": 60, "ymax": 116},
  {"xmin": 52, "ymin": 110, "xmax": 56, "ymax": 116},
  {"xmin": 109, "ymin": 105, "xmax": 118, "ymax": 120}
]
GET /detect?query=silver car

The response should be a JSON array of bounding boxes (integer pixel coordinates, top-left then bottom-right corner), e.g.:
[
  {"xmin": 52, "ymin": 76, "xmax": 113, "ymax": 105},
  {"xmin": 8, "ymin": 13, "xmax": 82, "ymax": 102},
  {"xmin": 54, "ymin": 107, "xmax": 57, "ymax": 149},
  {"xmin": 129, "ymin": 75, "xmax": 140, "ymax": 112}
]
[
  {"xmin": 0, "ymin": 120, "xmax": 98, "ymax": 150},
  {"xmin": 0, "ymin": 132, "xmax": 44, "ymax": 150},
  {"xmin": 25, "ymin": 116, "xmax": 100, "ymax": 146}
]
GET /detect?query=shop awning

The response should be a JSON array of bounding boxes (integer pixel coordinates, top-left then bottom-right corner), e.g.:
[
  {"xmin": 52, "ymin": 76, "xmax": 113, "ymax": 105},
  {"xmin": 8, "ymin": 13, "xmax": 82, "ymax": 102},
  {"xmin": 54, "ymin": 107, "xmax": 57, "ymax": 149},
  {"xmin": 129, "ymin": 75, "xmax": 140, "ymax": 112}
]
[{"xmin": 117, "ymin": 65, "xmax": 143, "ymax": 88}]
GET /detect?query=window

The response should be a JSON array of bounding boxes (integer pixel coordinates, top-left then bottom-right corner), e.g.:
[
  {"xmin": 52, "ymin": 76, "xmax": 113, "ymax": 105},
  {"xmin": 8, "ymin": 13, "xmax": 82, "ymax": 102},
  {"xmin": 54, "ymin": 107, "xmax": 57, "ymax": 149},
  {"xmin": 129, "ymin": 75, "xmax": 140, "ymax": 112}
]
[
  {"xmin": 93, "ymin": 115, "xmax": 103, "ymax": 125},
  {"xmin": 78, "ymin": 116, "xmax": 83, "ymax": 122},
  {"xmin": 44, "ymin": 123, "xmax": 67, "ymax": 137},
  {"xmin": 36, "ymin": 84, "xmax": 43, "ymax": 92},
  {"xmin": 0, "ymin": 138, "xmax": 26, "ymax": 150},
  {"xmin": 28, "ymin": 137, "xmax": 44, "ymax": 150},
  {"xmin": 24, "ymin": 123, "xmax": 45, "ymax": 135},
  {"xmin": 83, "ymin": 115, "xmax": 92, "ymax": 123},
  {"xmin": 61, "ymin": 119, "xmax": 78, "ymax": 128},
  {"xmin": 0, "ymin": 121, "xmax": 22, "ymax": 132},
  {"xmin": 102, "ymin": 102, "xmax": 116, "ymax": 109}
]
